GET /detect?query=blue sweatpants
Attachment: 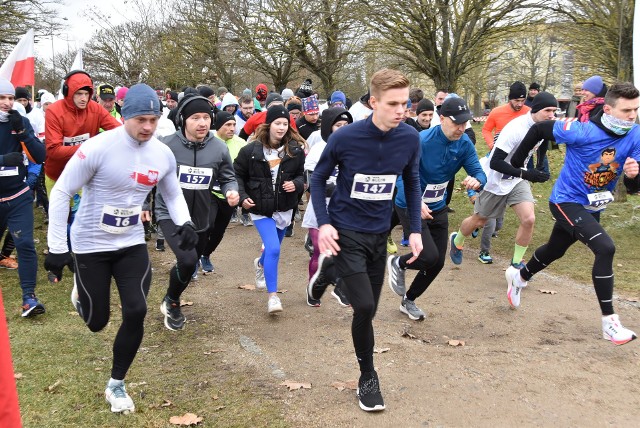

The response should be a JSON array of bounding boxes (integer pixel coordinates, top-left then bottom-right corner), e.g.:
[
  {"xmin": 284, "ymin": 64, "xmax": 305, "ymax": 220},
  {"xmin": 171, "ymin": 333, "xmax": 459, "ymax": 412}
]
[
  {"xmin": 0, "ymin": 190, "xmax": 37, "ymax": 297},
  {"xmin": 254, "ymin": 217, "xmax": 286, "ymax": 293}
]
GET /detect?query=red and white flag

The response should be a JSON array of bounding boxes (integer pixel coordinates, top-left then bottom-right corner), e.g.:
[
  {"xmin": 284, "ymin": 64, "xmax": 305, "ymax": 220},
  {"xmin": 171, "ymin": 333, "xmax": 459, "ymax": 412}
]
[{"xmin": 0, "ymin": 29, "xmax": 35, "ymax": 87}]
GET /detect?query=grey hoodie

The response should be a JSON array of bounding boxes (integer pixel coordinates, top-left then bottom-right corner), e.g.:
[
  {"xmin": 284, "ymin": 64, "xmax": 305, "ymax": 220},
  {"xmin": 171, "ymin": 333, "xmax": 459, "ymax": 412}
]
[{"xmin": 155, "ymin": 130, "xmax": 238, "ymax": 231}]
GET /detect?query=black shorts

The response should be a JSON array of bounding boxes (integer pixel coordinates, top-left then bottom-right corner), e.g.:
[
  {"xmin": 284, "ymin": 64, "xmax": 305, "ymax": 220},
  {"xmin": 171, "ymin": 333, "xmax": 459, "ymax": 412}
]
[{"xmin": 334, "ymin": 229, "xmax": 387, "ymax": 284}]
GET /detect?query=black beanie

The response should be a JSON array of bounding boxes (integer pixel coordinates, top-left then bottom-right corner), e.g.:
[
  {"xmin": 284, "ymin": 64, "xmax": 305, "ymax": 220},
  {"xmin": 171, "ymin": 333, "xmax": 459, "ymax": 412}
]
[
  {"xmin": 266, "ymin": 105, "xmax": 290, "ymax": 125},
  {"xmin": 508, "ymin": 82, "xmax": 527, "ymax": 100},
  {"xmin": 15, "ymin": 86, "xmax": 30, "ymax": 100},
  {"xmin": 197, "ymin": 86, "xmax": 215, "ymax": 98},
  {"xmin": 287, "ymin": 102, "xmax": 302, "ymax": 112},
  {"xmin": 530, "ymin": 91, "xmax": 557, "ymax": 113},
  {"xmin": 215, "ymin": 111, "xmax": 235, "ymax": 130},
  {"xmin": 416, "ymin": 99, "xmax": 435, "ymax": 115},
  {"xmin": 529, "ymin": 82, "xmax": 541, "ymax": 91},
  {"xmin": 182, "ymin": 97, "xmax": 213, "ymax": 121}
]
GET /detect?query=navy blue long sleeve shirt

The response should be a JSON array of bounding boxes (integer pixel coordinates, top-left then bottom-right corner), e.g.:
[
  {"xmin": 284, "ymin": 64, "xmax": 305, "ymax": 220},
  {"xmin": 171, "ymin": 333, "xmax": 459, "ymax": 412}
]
[{"xmin": 310, "ymin": 115, "xmax": 422, "ymax": 234}]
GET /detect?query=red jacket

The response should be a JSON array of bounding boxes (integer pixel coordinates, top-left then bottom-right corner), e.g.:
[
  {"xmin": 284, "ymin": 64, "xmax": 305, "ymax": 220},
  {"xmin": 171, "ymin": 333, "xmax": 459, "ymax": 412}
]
[
  {"xmin": 44, "ymin": 72, "xmax": 121, "ymax": 180},
  {"xmin": 241, "ymin": 110, "xmax": 298, "ymax": 137}
]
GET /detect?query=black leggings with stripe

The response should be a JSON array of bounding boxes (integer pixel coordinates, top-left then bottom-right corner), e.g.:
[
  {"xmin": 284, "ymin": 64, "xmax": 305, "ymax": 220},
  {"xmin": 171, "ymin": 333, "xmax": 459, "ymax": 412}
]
[
  {"xmin": 520, "ymin": 202, "xmax": 614, "ymax": 315},
  {"xmin": 73, "ymin": 244, "xmax": 151, "ymax": 380}
]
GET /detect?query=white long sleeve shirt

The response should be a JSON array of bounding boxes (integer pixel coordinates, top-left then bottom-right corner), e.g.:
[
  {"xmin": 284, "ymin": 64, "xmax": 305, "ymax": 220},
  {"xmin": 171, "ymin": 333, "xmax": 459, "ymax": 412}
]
[{"xmin": 48, "ymin": 126, "xmax": 191, "ymax": 254}]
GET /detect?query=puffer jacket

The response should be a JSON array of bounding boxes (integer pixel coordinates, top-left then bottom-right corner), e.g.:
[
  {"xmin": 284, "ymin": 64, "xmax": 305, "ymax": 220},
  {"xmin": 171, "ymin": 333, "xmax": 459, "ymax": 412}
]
[{"xmin": 234, "ymin": 140, "xmax": 304, "ymax": 217}]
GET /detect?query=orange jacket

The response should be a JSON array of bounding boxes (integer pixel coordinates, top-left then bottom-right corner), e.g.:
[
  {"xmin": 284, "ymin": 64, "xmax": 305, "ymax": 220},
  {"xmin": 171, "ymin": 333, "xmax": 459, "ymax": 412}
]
[
  {"xmin": 481, "ymin": 103, "xmax": 530, "ymax": 150},
  {"xmin": 44, "ymin": 72, "xmax": 121, "ymax": 180}
]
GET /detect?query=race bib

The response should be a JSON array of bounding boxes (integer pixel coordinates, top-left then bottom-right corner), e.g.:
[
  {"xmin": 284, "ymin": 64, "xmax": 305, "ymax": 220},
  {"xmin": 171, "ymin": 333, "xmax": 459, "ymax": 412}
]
[
  {"xmin": 586, "ymin": 191, "xmax": 614, "ymax": 210},
  {"xmin": 0, "ymin": 166, "xmax": 19, "ymax": 177},
  {"xmin": 422, "ymin": 181, "xmax": 448, "ymax": 204},
  {"xmin": 350, "ymin": 173, "xmax": 396, "ymax": 201},
  {"xmin": 63, "ymin": 133, "xmax": 90, "ymax": 147},
  {"xmin": 99, "ymin": 205, "xmax": 141, "ymax": 234},
  {"xmin": 328, "ymin": 167, "xmax": 339, "ymax": 185},
  {"xmin": 178, "ymin": 165, "xmax": 213, "ymax": 190}
]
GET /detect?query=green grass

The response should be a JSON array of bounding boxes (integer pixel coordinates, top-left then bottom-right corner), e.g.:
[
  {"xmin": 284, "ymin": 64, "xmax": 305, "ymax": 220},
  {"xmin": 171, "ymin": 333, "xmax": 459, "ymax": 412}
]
[
  {"xmin": 3, "ymin": 212, "xmax": 288, "ymax": 428},
  {"xmin": 448, "ymin": 123, "xmax": 640, "ymax": 298}
]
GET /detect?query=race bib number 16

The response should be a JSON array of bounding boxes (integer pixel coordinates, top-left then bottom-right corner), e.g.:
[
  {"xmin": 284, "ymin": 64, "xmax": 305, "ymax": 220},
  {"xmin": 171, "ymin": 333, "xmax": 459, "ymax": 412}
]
[
  {"xmin": 100, "ymin": 205, "xmax": 141, "ymax": 234},
  {"xmin": 350, "ymin": 173, "xmax": 396, "ymax": 201}
]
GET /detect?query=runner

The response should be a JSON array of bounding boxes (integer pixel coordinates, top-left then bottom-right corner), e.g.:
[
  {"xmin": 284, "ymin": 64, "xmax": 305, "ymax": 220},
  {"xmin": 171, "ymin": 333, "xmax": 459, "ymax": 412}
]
[
  {"xmin": 387, "ymin": 96, "xmax": 486, "ymax": 321},
  {"xmin": 507, "ymin": 82, "xmax": 638, "ymax": 345},
  {"xmin": 44, "ymin": 84, "xmax": 198, "ymax": 413},
  {"xmin": 449, "ymin": 92, "xmax": 558, "ymax": 274},
  {"xmin": 310, "ymin": 69, "xmax": 423, "ymax": 412},
  {"xmin": 233, "ymin": 105, "xmax": 305, "ymax": 314},
  {"xmin": 153, "ymin": 96, "xmax": 239, "ymax": 330}
]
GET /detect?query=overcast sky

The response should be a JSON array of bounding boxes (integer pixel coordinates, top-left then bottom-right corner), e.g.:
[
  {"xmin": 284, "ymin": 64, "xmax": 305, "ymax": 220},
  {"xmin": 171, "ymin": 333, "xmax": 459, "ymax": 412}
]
[{"xmin": 35, "ymin": 0, "xmax": 126, "ymax": 63}]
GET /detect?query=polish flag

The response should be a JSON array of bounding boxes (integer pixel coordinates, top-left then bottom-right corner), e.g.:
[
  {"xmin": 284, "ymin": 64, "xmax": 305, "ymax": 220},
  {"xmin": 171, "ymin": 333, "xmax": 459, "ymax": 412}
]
[{"xmin": 0, "ymin": 29, "xmax": 35, "ymax": 87}]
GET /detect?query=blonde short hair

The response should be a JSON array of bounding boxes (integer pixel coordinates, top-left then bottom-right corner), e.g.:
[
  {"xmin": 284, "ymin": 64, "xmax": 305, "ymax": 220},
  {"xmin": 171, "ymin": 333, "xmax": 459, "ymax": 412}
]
[{"xmin": 370, "ymin": 69, "xmax": 410, "ymax": 99}]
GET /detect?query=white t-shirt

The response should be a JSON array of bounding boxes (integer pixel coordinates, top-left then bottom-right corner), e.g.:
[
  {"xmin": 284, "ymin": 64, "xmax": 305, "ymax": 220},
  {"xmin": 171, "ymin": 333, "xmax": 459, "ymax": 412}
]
[
  {"xmin": 250, "ymin": 145, "xmax": 292, "ymax": 229},
  {"xmin": 302, "ymin": 140, "xmax": 338, "ymax": 229},
  {"xmin": 484, "ymin": 112, "xmax": 541, "ymax": 195},
  {"xmin": 349, "ymin": 102, "xmax": 372, "ymax": 122}
]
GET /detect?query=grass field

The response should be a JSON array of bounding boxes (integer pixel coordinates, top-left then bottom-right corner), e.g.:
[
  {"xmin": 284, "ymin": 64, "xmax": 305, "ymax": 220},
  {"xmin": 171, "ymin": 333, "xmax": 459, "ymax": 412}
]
[{"xmin": 3, "ymin": 121, "xmax": 640, "ymax": 426}]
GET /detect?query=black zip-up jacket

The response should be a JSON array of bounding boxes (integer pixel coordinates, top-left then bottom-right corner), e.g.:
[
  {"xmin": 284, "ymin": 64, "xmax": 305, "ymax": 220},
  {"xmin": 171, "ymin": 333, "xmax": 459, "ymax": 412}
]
[{"xmin": 234, "ymin": 140, "xmax": 304, "ymax": 217}]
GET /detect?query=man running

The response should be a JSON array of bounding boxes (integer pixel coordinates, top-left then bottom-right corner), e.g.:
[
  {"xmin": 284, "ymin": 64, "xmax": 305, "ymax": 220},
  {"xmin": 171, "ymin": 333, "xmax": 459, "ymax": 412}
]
[
  {"xmin": 310, "ymin": 69, "xmax": 423, "ymax": 412},
  {"xmin": 44, "ymin": 84, "xmax": 198, "ymax": 413},
  {"xmin": 507, "ymin": 82, "xmax": 638, "ymax": 345}
]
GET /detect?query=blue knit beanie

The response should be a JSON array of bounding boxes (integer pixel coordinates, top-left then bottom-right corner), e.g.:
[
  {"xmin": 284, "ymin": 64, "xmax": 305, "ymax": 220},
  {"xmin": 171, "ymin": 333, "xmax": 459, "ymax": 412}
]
[
  {"xmin": 121, "ymin": 84, "xmax": 160, "ymax": 119},
  {"xmin": 582, "ymin": 76, "xmax": 604, "ymax": 96},
  {"xmin": 0, "ymin": 78, "xmax": 15, "ymax": 96}
]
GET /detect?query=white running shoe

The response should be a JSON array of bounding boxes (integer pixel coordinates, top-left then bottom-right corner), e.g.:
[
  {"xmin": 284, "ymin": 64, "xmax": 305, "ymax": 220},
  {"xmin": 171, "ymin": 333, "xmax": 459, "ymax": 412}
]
[
  {"xmin": 268, "ymin": 295, "xmax": 283, "ymax": 314},
  {"xmin": 506, "ymin": 266, "xmax": 526, "ymax": 308},
  {"xmin": 254, "ymin": 257, "xmax": 266, "ymax": 290},
  {"xmin": 602, "ymin": 314, "xmax": 637, "ymax": 345},
  {"xmin": 105, "ymin": 380, "xmax": 135, "ymax": 414}
]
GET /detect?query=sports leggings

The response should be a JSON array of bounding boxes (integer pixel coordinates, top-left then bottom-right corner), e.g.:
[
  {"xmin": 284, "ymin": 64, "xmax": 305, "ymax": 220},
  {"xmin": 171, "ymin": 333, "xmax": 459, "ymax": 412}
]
[
  {"xmin": 73, "ymin": 244, "xmax": 151, "ymax": 380},
  {"xmin": 158, "ymin": 220, "xmax": 208, "ymax": 301},
  {"xmin": 520, "ymin": 202, "xmax": 614, "ymax": 316},
  {"xmin": 334, "ymin": 229, "xmax": 386, "ymax": 373},
  {"xmin": 396, "ymin": 207, "xmax": 449, "ymax": 301},
  {"xmin": 202, "ymin": 196, "xmax": 235, "ymax": 258},
  {"xmin": 254, "ymin": 217, "xmax": 286, "ymax": 293}
]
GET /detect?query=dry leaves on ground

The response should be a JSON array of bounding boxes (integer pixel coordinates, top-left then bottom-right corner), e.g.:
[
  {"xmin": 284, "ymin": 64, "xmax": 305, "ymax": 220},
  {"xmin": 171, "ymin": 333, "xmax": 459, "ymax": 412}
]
[
  {"xmin": 538, "ymin": 289, "xmax": 557, "ymax": 295},
  {"xmin": 45, "ymin": 380, "xmax": 61, "ymax": 392},
  {"xmin": 238, "ymin": 284, "xmax": 255, "ymax": 290},
  {"xmin": 331, "ymin": 380, "xmax": 358, "ymax": 391},
  {"xmin": 14, "ymin": 373, "xmax": 22, "ymax": 380},
  {"xmin": 374, "ymin": 347, "xmax": 390, "ymax": 353},
  {"xmin": 280, "ymin": 380, "xmax": 312, "ymax": 391},
  {"xmin": 448, "ymin": 340, "xmax": 465, "ymax": 347},
  {"xmin": 180, "ymin": 300, "xmax": 193, "ymax": 306},
  {"xmin": 169, "ymin": 413, "xmax": 203, "ymax": 426},
  {"xmin": 276, "ymin": 289, "xmax": 288, "ymax": 293}
]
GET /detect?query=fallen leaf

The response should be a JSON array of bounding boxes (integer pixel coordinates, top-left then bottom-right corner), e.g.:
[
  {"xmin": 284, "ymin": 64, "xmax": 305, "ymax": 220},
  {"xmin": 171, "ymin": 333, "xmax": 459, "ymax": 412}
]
[
  {"xmin": 213, "ymin": 405, "xmax": 225, "ymax": 411},
  {"xmin": 609, "ymin": 214, "xmax": 619, "ymax": 218},
  {"xmin": 169, "ymin": 413, "xmax": 203, "ymax": 426},
  {"xmin": 535, "ymin": 194, "xmax": 543, "ymax": 198},
  {"xmin": 538, "ymin": 289, "xmax": 558, "ymax": 295},
  {"xmin": 331, "ymin": 380, "xmax": 358, "ymax": 391},
  {"xmin": 617, "ymin": 263, "xmax": 623, "ymax": 267},
  {"xmin": 14, "ymin": 373, "xmax": 22, "ymax": 380},
  {"xmin": 280, "ymin": 380, "xmax": 312, "ymax": 391},
  {"xmin": 212, "ymin": 394, "xmax": 219, "ymax": 400},
  {"xmin": 129, "ymin": 381, "xmax": 148, "ymax": 388},
  {"xmin": 276, "ymin": 289, "xmax": 288, "ymax": 294},
  {"xmin": 374, "ymin": 347, "xmax": 390, "ymax": 354},
  {"xmin": 161, "ymin": 400, "xmax": 173, "ymax": 407},
  {"xmin": 45, "ymin": 380, "xmax": 61, "ymax": 392},
  {"xmin": 448, "ymin": 340, "xmax": 465, "ymax": 347},
  {"xmin": 204, "ymin": 349, "xmax": 224, "ymax": 355},
  {"xmin": 401, "ymin": 326, "xmax": 417, "ymax": 339},
  {"xmin": 94, "ymin": 368, "xmax": 102, "ymax": 371},
  {"xmin": 238, "ymin": 284, "xmax": 255, "ymax": 290},
  {"xmin": 538, "ymin": 210, "xmax": 546, "ymax": 213},
  {"xmin": 625, "ymin": 297, "xmax": 639, "ymax": 302},
  {"xmin": 180, "ymin": 300, "xmax": 193, "ymax": 306}
]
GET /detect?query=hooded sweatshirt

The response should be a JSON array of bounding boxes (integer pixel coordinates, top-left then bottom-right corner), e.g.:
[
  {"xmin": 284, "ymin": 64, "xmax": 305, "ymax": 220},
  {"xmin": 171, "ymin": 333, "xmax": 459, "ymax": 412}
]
[
  {"xmin": 220, "ymin": 93, "xmax": 239, "ymax": 113},
  {"xmin": 44, "ymin": 72, "xmax": 122, "ymax": 180}
]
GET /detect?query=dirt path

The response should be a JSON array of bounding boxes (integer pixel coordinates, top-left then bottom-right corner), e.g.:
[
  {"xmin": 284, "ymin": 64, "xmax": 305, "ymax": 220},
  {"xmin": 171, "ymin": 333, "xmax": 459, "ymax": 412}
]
[{"xmin": 152, "ymin": 218, "xmax": 640, "ymax": 427}]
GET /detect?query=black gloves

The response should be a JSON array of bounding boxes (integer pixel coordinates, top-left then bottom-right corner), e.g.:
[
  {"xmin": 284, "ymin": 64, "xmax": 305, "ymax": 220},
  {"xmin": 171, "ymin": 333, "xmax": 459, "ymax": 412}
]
[
  {"xmin": 1, "ymin": 152, "xmax": 23, "ymax": 166},
  {"xmin": 44, "ymin": 252, "xmax": 75, "ymax": 283},
  {"xmin": 520, "ymin": 168, "xmax": 550, "ymax": 183},
  {"xmin": 8, "ymin": 110, "xmax": 24, "ymax": 133},
  {"xmin": 172, "ymin": 221, "xmax": 198, "ymax": 250}
]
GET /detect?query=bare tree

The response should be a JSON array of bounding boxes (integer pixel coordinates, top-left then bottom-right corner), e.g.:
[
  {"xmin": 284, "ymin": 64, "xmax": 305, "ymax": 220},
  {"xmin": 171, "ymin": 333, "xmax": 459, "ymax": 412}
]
[
  {"xmin": 364, "ymin": 0, "xmax": 545, "ymax": 92},
  {"xmin": 0, "ymin": 0, "xmax": 62, "ymax": 58}
]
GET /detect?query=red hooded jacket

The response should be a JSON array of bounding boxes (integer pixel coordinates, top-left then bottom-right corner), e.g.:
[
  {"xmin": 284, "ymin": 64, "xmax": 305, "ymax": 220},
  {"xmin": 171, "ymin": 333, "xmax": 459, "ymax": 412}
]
[{"xmin": 44, "ymin": 72, "xmax": 122, "ymax": 180}]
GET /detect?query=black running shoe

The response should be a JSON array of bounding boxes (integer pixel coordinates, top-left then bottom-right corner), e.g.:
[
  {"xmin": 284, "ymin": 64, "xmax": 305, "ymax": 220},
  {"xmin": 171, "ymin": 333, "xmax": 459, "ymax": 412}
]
[
  {"xmin": 357, "ymin": 370, "xmax": 385, "ymax": 412},
  {"xmin": 155, "ymin": 239, "xmax": 165, "ymax": 252},
  {"xmin": 160, "ymin": 296, "xmax": 186, "ymax": 331},
  {"xmin": 331, "ymin": 280, "xmax": 350, "ymax": 307},
  {"xmin": 307, "ymin": 254, "xmax": 333, "ymax": 300}
]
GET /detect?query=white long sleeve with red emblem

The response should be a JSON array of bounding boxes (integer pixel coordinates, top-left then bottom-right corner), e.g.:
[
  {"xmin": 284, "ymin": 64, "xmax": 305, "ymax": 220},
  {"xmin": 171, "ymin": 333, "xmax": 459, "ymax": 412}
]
[{"xmin": 47, "ymin": 126, "xmax": 191, "ymax": 254}]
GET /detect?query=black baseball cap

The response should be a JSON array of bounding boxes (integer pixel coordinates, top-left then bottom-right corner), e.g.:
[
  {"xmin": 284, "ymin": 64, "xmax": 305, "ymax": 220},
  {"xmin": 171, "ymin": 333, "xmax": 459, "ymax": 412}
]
[
  {"xmin": 97, "ymin": 84, "xmax": 115, "ymax": 101},
  {"xmin": 440, "ymin": 97, "xmax": 472, "ymax": 124}
]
